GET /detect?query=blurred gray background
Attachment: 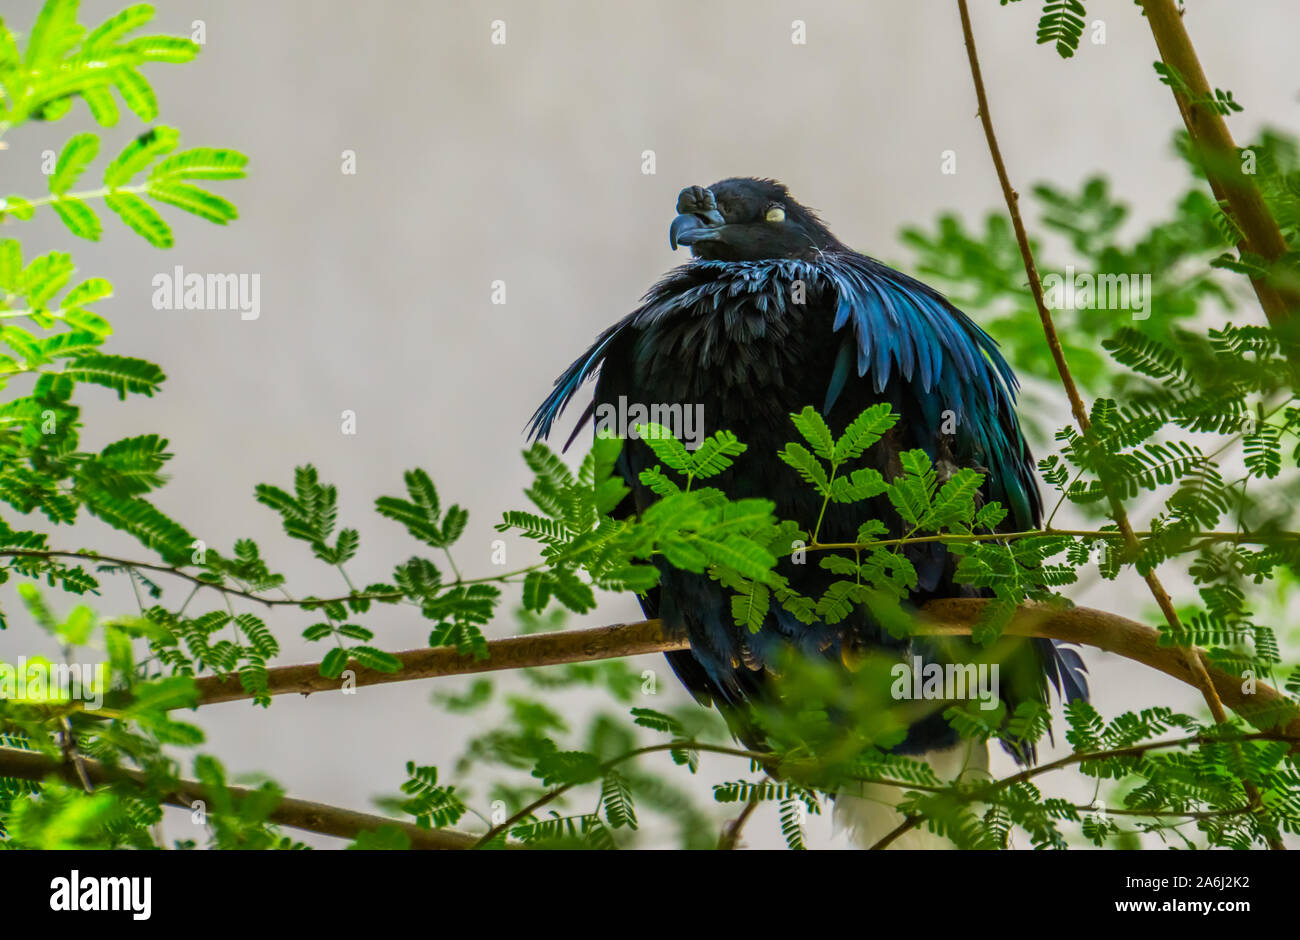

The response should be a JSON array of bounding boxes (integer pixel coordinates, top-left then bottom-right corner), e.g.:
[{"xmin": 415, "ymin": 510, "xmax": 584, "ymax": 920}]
[{"xmin": 2, "ymin": 0, "xmax": 1297, "ymax": 848}]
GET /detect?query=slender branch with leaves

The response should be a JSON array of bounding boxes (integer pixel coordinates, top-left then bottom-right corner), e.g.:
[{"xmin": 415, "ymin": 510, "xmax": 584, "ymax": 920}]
[{"xmin": 0, "ymin": 0, "xmax": 1296, "ymax": 851}]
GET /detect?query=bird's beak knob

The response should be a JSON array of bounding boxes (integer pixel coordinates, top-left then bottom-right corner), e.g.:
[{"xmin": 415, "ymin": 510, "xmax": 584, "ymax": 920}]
[
  {"xmin": 670, "ymin": 185, "xmax": 725, "ymax": 250},
  {"xmin": 676, "ymin": 185, "xmax": 716, "ymax": 215}
]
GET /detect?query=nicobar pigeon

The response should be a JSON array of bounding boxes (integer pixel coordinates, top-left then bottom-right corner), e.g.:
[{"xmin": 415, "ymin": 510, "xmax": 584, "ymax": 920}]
[{"xmin": 528, "ymin": 178, "xmax": 1088, "ymax": 847}]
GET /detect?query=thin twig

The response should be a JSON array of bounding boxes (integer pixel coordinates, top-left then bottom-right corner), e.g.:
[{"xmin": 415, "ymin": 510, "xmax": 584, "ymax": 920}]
[
  {"xmin": 472, "ymin": 742, "xmax": 768, "ymax": 848},
  {"xmin": 718, "ymin": 775, "xmax": 769, "ymax": 849},
  {"xmin": 868, "ymin": 730, "xmax": 1297, "ymax": 848},
  {"xmin": 0, "ymin": 548, "xmax": 542, "ymax": 609},
  {"xmin": 953, "ymin": 0, "xmax": 1278, "ymax": 845}
]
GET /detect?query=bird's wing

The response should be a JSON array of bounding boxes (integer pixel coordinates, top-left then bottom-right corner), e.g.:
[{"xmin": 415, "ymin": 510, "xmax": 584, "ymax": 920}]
[
  {"xmin": 826, "ymin": 254, "xmax": 1088, "ymax": 713},
  {"xmin": 824, "ymin": 253, "xmax": 1039, "ymax": 530},
  {"xmin": 526, "ymin": 316, "xmax": 633, "ymax": 449},
  {"xmin": 525, "ymin": 262, "xmax": 702, "ymax": 449}
]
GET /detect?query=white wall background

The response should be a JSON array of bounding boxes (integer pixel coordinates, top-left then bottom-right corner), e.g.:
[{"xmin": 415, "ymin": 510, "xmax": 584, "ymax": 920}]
[{"xmin": 2, "ymin": 0, "xmax": 1297, "ymax": 849}]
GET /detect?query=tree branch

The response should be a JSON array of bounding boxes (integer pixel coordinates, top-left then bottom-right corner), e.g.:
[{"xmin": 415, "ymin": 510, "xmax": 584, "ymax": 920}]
[
  {"xmin": 471, "ymin": 741, "xmax": 767, "ymax": 849},
  {"xmin": 717, "ymin": 775, "xmax": 769, "ymax": 849},
  {"xmin": 955, "ymin": 0, "xmax": 1243, "ymax": 757},
  {"xmin": 12, "ymin": 528, "xmax": 1300, "ymax": 612},
  {"xmin": 21, "ymin": 594, "xmax": 1293, "ymax": 851},
  {"xmin": 0, "ymin": 746, "xmax": 481, "ymax": 850},
  {"xmin": 187, "ymin": 600, "xmax": 1300, "ymax": 747},
  {"xmin": 0, "ymin": 548, "xmax": 408, "ymax": 609},
  {"xmin": 192, "ymin": 617, "xmax": 686, "ymax": 705},
  {"xmin": 1139, "ymin": 0, "xmax": 1299, "ymax": 329},
  {"xmin": 868, "ymin": 729, "xmax": 1298, "ymax": 848},
  {"xmin": 957, "ymin": 0, "xmax": 1288, "ymax": 845}
]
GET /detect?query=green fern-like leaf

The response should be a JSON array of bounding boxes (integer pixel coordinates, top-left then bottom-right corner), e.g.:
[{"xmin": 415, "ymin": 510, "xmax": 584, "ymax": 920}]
[
  {"xmin": 49, "ymin": 132, "xmax": 99, "ymax": 193},
  {"xmin": 1036, "ymin": 0, "xmax": 1087, "ymax": 59}
]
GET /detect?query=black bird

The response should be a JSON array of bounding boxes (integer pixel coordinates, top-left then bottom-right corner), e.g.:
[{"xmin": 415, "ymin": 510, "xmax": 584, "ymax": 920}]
[{"xmin": 529, "ymin": 178, "xmax": 1087, "ymax": 844}]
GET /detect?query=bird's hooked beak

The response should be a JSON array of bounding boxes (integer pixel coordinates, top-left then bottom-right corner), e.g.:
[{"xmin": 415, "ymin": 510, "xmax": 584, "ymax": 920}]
[{"xmin": 669, "ymin": 185, "xmax": 725, "ymax": 250}]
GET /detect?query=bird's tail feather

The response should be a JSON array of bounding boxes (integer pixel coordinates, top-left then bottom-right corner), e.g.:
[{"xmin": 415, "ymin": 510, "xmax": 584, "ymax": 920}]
[{"xmin": 833, "ymin": 738, "xmax": 989, "ymax": 849}]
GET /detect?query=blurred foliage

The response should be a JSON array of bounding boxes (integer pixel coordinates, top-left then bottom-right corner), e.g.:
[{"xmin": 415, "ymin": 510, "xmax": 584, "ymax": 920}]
[
  {"xmin": 897, "ymin": 132, "xmax": 1287, "ymax": 392},
  {"xmin": 0, "ymin": 0, "xmax": 1295, "ymax": 851}
]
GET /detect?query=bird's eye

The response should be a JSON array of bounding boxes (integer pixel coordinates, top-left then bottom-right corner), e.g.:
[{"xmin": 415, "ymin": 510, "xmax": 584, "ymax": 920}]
[{"xmin": 765, "ymin": 206, "xmax": 786, "ymax": 223}]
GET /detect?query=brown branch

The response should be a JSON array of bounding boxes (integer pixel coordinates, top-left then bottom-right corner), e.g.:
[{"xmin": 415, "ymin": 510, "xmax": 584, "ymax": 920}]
[
  {"xmin": 193, "ymin": 617, "xmax": 686, "ymax": 705},
  {"xmin": 0, "ymin": 745, "xmax": 480, "ymax": 850},
  {"xmin": 472, "ymin": 741, "xmax": 767, "ymax": 849},
  {"xmin": 924, "ymin": 599, "xmax": 1297, "ymax": 740},
  {"xmin": 954, "ymin": 0, "xmax": 1087, "ymax": 430},
  {"xmin": 953, "ymin": 0, "xmax": 1269, "ymax": 812},
  {"xmin": 0, "ymin": 548, "xmax": 407, "ymax": 609},
  {"xmin": 868, "ymin": 730, "xmax": 1298, "ymax": 849},
  {"xmin": 189, "ymin": 600, "xmax": 1300, "ymax": 747},
  {"xmin": 869, "ymin": 813, "xmax": 923, "ymax": 851},
  {"xmin": 956, "ymin": 1, "xmax": 1287, "ymax": 844},
  {"xmin": 1069, "ymin": 804, "xmax": 1249, "ymax": 821},
  {"xmin": 26, "ymin": 605, "xmax": 1284, "ymax": 853},
  {"xmin": 717, "ymin": 775, "xmax": 769, "ymax": 849},
  {"xmin": 1139, "ymin": 0, "xmax": 1299, "ymax": 329}
]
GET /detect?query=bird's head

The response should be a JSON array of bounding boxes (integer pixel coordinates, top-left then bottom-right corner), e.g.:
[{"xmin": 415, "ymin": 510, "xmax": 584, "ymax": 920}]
[{"xmin": 668, "ymin": 177, "xmax": 843, "ymax": 262}]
